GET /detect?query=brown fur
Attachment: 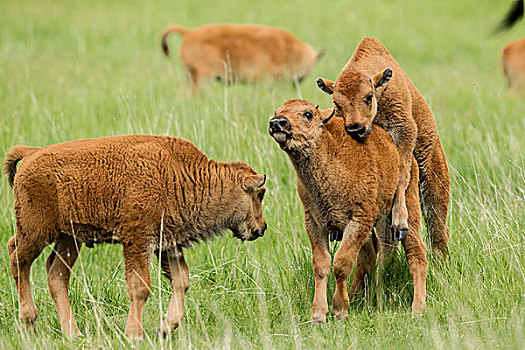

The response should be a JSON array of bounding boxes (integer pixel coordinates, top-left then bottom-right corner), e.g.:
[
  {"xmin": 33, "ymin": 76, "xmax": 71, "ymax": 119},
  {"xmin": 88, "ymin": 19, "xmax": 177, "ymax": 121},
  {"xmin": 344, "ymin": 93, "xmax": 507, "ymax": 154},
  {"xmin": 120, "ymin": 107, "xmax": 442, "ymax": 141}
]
[
  {"xmin": 502, "ymin": 37, "xmax": 525, "ymax": 93},
  {"xmin": 269, "ymin": 100, "xmax": 427, "ymax": 322},
  {"xmin": 2, "ymin": 146, "xmax": 41, "ymax": 186},
  {"xmin": 4, "ymin": 135, "xmax": 267, "ymax": 339},
  {"xmin": 161, "ymin": 24, "xmax": 323, "ymax": 93},
  {"xmin": 317, "ymin": 37, "xmax": 450, "ymax": 258}
]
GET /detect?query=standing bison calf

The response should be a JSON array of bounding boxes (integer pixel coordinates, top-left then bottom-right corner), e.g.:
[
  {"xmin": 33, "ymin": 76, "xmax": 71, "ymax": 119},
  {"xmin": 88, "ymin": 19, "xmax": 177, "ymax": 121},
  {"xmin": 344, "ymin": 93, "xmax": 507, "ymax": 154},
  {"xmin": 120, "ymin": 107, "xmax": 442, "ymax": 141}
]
[
  {"xmin": 269, "ymin": 100, "xmax": 427, "ymax": 322},
  {"xmin": 161, "ymin": 24, "xmax": 323, "ymax": 93},
  {"xmin": 4, "ymin": 135, "xmax": 267, "ymax": 339}
]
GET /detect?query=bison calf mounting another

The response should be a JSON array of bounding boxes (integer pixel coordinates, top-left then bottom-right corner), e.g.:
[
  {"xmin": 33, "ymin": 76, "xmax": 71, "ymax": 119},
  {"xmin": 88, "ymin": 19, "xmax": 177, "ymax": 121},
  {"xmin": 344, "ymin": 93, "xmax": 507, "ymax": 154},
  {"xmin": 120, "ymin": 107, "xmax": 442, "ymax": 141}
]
[
  {"xmin": 4, "ymin": 135, "xmax": 267, "ymax": 339},
  {"xmin": 317, "ymin": 37, "xmax": 451, "ymax": 258},
  {"xmin": 161, "ymin": 24, "xmax": 323, "ymax": 93},
  {"xmin": 269, "ymin": 100, "xmax": 428, "ymax": 322}
]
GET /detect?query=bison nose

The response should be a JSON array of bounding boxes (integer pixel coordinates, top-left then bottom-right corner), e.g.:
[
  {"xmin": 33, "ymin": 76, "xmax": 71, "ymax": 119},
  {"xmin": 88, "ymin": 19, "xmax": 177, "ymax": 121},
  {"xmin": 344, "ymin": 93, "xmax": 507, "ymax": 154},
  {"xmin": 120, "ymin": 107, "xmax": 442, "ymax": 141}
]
[
  {"xmin": 253, "ymin": 223, "xmax": 267, "ymax": 239},
  {"xmin": 345, "ymin": 123, "xmax": 366, "ymax": 135},
  {"xmin": 269, "ymin": 117, "xmax": 290, "ymax": 131},
  {"xmin": 345, "ymin": 123, "xmax": 368, "ymax": 141}
]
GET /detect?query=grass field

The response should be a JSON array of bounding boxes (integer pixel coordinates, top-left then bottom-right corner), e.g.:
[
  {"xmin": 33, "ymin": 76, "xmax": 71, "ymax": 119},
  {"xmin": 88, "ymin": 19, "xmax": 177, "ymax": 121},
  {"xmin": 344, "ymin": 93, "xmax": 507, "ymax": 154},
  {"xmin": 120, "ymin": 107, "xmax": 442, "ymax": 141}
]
[{"xmin": 1, "ymin": 0, "xmax": 524, "ymax": 348}]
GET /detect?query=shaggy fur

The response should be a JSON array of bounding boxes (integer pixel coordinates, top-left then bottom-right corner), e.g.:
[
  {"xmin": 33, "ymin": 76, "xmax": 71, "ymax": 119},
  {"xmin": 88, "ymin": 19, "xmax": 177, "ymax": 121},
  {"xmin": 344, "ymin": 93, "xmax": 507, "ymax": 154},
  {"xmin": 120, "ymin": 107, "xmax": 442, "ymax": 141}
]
[
  {"xmin": 317, "ymin": 37, "xmax": 450, "ymax": 258},
  {"xmin": 269, "ymin": 100, "xmax": 427, "ymax": 323},
  {"xmin": 502, "ymin": 37, "xmax": 525, "ymax": 93},
  {"xmin": 161, "ymin": 24, "xmax": 323, "ymax": 93},
  {"xmin": 4, "ymin": 135, "xmax": 267, "ymax": 339}
]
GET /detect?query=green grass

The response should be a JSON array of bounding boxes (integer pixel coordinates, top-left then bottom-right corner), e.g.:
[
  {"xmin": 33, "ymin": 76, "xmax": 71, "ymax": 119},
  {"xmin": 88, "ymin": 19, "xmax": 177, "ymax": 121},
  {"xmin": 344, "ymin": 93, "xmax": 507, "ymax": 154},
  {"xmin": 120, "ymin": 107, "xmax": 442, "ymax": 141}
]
[{"xmin": 0, "ymin": 0, "xmax": 524, "ymax": 348}]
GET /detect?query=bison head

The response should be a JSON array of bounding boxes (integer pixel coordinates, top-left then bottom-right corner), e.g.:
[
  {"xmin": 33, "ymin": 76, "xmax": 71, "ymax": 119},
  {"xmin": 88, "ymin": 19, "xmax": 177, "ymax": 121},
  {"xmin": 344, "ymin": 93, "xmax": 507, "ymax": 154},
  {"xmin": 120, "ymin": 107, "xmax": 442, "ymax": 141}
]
[
  {"xmin": 317, "ymin": 68, "xmax": 392, "ymax": 142},
  {"xmin": 269, "ymin": 99, "xmax": 334, "ymax": 152},
  {"xmin": 231, "ymin": 173, "xmax": 267, "ymax": 241}
]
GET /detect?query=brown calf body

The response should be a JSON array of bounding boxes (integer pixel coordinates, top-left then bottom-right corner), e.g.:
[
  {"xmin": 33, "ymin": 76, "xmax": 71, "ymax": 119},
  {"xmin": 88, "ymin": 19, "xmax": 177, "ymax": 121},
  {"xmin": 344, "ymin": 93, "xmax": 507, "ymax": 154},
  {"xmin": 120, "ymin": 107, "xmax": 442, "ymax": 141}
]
[
  {"xmin": 161, "ymin": 24, "xmax": 322, "ymax": 93},
  {"xmin": 269, "ymin": 100, "xmax": 428, "ymax": 322},
  {"xmin": 317, "ymin": 37, "xmax": 450, "ymax": 258},
  {"xmin": 502, "ymin": 37, "xmax": 525, "ymax": 93},
  {"xmin": 4, "ymin": 135, "xmax": 267, "ymax": 339}
]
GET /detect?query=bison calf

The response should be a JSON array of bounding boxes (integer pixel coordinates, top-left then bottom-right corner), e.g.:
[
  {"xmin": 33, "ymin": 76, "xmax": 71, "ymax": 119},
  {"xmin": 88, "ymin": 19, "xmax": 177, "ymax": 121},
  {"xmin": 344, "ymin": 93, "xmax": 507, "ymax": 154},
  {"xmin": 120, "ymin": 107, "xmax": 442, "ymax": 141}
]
[
  {"xmin": 317, "ymin": 37, "xmax": 450, "ymax": 258},
  {"xmin": 269, "ymin": 100, "xmax": 427, "ymax": 322},
  {"xmin": 502, "ymin": 37, "xmax": 525, "ymax": 93},
  {"xmin": 4, "ymin": 135, "xmax": 267, "ymax": 339},
  {"xmin": 161, "ymin": 24, "xmax": 323, "ymax": 93}
]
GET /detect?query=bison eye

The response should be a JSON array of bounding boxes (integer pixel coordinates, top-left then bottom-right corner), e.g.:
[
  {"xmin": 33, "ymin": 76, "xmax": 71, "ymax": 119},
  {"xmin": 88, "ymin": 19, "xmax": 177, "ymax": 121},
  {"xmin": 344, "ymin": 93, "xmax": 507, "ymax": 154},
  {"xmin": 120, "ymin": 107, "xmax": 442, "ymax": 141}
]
[
  {"xmin": 365, "ymin": 94, "xmax": 373, "ymax": 105},
  {"xmin": 258, "ymin": 192, "xmax": 264, "ymax": 201},
  {"xmin": 303, "ymin": 111, "xmax": 313, "ymax": 120}
]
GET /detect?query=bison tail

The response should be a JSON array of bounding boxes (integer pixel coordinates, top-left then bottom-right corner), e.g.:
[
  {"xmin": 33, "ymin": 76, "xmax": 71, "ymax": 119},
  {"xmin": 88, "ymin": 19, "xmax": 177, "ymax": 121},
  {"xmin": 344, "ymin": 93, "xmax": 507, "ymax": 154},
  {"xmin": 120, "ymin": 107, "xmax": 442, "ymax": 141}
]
[
  {"xmin": 3, "ymin": 145, "xmax": 40, "ymax": 187},
  {"xmin": 494, "ymin": 0, "xmax": 524, "ymax": 33},
  {"xmin": 161, "ymin": 25, "xmax": 189, "ymax": 56}
]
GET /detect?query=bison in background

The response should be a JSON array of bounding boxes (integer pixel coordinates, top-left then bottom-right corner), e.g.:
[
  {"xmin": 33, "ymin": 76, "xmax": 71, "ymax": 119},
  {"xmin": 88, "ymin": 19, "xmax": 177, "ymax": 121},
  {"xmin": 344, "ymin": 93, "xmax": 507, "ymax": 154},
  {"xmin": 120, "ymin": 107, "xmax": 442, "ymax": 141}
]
[{"xmin": 161, "ymin": 24, "xmax": 323, "ymax": 94}]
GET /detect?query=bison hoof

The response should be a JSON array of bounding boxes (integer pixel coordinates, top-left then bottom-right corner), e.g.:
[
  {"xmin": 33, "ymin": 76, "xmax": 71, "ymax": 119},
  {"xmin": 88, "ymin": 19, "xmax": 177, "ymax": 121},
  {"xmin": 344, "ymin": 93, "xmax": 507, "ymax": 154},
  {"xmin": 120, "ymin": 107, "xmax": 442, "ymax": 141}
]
[
  {"xmin": 392, "ymin": 228, "xmax": 408, "ymax": 241},
  {"xmin": 331, "ymin": 309, "xmax": 349, "ymax": 321},
  {"xmin": 20, "ymin": 306, "xmax": 38, "ymax": 329},
  {"xmin": 330, "ymin": 232, "xmax": 343, "ymax": 242},
  {"xmin": 157, "ymin": 321, "xmax": 180, "ymax": 338},
  {"xmin": 309, "ymin": 319, "xmax": 325, "ymax": 327}
]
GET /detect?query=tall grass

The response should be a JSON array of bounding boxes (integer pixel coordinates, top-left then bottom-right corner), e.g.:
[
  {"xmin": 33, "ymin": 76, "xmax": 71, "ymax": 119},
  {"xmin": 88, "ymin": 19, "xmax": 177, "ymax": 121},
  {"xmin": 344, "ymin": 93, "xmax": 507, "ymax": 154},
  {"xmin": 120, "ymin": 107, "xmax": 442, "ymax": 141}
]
[{"xmin": 0, "ymin": 0, "xmax": 523, "ymax": 348}]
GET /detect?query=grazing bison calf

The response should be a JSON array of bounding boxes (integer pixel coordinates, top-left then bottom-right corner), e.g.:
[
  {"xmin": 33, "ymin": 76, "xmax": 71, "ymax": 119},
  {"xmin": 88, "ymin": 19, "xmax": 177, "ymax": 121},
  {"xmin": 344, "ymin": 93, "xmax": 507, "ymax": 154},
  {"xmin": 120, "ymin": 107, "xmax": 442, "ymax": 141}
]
[
  {"xmin": 502, "ymin": 37, "xmax": 525, "ymax": 93},
  {"xmin": 317, "ymin": 37, "xmax": 450, "ymax": 258},
  {"xmin": 269, "ymin": 100, "xmax": 427, "ymax": 322},
  {"xmin": 4, "ymin": 135, "xmax": 267, "ymax": 339},
  {"xmin": 161, "ymin": 24, "xmax": 323, "ymax": 93}
]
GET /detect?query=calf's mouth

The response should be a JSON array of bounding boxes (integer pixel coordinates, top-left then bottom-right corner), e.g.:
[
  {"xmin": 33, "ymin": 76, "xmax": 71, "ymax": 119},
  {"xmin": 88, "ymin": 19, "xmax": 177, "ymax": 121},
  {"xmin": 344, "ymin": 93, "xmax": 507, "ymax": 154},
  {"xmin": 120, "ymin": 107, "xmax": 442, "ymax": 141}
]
[
  {"xmin": 345, "ymin": 123, "xmax": 372, "ymax": 142},
  {"xmin": 231, "ymin": 228, "xmax": 246, "ymax": 241},
  {"xmin": 269, "ymin": 116, "xmax": 292, "ymax": 144}
]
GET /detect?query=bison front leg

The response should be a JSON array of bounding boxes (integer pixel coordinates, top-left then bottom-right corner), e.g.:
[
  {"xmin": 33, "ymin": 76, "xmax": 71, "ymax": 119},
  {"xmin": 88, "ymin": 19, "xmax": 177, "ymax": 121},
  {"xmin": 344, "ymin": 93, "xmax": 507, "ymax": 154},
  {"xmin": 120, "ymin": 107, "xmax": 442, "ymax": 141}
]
[
  {"xmin": 157, "ymin": 248, "xmax": 190, "ymax": 337},
  {"xmin": 123, "ymin": 244, "xmax": 152, "ymax": 341},
  {"xmin": 332, "ymin": 219, "xmax": 375, "ymax": 320},
  {"xmin": 305, "ymin": 213, "xmax": 330, "ymax": 324},
  {"xmin": 390, "ymin": 122, "xmax": 417, "ymax": 240},
  {"xmin": 348, "ymin": 234, "xmax": 378, "ymax": 302}
]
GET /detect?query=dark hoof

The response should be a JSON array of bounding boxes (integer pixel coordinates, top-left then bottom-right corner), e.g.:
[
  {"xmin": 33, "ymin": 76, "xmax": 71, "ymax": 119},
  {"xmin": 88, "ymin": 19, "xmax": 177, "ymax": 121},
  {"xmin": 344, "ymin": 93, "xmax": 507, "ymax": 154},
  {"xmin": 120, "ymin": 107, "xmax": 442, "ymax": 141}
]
[
  {"xmin": 309, "ymin": 320, "xmax": 324, "ymax": 328},
  {"xmin": 392, "ymin": 228, "xmax": 408, "ymax": 241},
  {"xmin": 330, "ymin": 232, "xmax": 343, "ymax": 242}
]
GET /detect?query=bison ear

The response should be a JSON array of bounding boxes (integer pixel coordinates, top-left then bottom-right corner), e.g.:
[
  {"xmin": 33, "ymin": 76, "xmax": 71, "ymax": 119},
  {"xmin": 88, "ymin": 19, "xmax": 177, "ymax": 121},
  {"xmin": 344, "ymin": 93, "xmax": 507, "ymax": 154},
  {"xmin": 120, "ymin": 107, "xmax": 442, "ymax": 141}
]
[
  {"xmin": 322, "ymin": 108, "xmax": 336, "ymax": 124},
  {"xmin": 243, "ymin": 174, "xmax": 266, "ymax": 191},
  {"xmin": 316, "ymin": 78, "xmax": 335, "ymax": 95},
  {"xmin": 372, "ymin": 69, "xmax": 392, "ymax": 90}
]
